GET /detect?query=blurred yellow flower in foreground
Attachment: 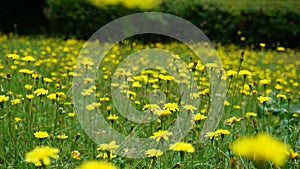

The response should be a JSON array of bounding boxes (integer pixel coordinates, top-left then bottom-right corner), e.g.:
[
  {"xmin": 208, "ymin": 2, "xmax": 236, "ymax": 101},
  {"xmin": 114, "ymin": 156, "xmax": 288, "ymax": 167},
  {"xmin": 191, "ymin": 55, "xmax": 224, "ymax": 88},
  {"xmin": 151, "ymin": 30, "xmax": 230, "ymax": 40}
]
[
  {"xmin": 231, "ymin": 133, "xmax": 289, "ymax": 166},
  {"xmin": 25, "ymin": 146, "xmax": 59, "ymax": 166},
  {"xmin": 76, "ymin": 160, "xmax": 118, "ymax": 169}
]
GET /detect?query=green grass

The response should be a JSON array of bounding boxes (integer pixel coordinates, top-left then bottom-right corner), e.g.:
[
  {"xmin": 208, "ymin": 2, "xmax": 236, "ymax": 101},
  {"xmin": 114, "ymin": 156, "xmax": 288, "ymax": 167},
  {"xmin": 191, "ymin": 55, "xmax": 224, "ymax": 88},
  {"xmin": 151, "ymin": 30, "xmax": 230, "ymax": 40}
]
[{"xmin": 0, "ymin": 33, "xmax": 299, "ymax": 168}]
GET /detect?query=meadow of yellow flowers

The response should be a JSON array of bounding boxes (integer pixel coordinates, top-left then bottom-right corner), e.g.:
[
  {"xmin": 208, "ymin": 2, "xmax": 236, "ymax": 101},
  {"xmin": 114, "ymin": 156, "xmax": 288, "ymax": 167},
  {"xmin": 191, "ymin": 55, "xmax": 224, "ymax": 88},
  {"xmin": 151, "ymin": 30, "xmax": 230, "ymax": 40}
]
[{"xmin": 0, "ymin": 33, "xmax": 299, "ymax": 168}]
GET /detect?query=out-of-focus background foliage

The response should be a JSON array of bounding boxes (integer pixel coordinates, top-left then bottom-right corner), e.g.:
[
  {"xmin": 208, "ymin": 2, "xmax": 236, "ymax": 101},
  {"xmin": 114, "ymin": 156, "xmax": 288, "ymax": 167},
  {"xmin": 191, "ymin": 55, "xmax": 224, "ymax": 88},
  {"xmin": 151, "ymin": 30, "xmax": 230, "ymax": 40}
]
[{"xmin": 1, "ymin": 0, "xmax": 300, "ymax": 47}]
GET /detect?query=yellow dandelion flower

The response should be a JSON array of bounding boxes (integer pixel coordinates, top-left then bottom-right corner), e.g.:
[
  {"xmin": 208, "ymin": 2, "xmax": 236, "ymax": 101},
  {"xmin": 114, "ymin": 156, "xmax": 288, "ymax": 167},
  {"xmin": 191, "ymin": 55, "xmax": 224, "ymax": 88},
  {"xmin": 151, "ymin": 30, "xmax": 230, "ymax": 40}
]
[
  {"xmin": 34, "ymin": 131, "xmax": 49, "ymax": 139},
  {"xmin": 153, "ymin": 109, "xmax": 172, "ymax": 116},
  {"xmin": 55, "ymin": 83, "xmax": 61, "ymax": 88},
  {"xmin": 259, "ymin": 79, "xmax": 271, "ymax": 86},
  {"xmin": 205, "ymin": 129, "xmax": 230, "ymax": 139},
  {"xmin": 64, "ymin": 102, "xmax": 72, "ymax": 106},
  {"xmin": 0, "ymin": 95, "xmax": 9, "ymax": 102},
  {"xmin": 68, "ymin": 112, "xmax": 76, "ymax": 117},
  {"xmin": 22, "ymin": 55, "xmax": 35, "ymax": 62},
  {"xmin": 26, "ymin": 94, "xmax": 34, "ymax": 100},
  {"xmin": 127, "ymin": 91, "xmax": 136, "ymax": 99},
  {"xmin": 200, "ymin": 108, "xmax": 207, "ymax": 114},
  {"xmin": 230, "ymin": 133, "xmax": 289, "ymax": 166},
  {"xmin": 71, "ymin": 150, "xmax": 81, "ymax": 160},
  {"xmin": 159, "ymin": 75, "xmax": 173, "ymax": 81},
  {"xmin": 277, "ymin": 46, "xmax": 285, "ymax": 51},
  {"xmin": 47, "ymin": 93, "xmax": 57, "ymax": 100},
  {"xmin": 106, "ymin": 106, "xmax": 112, "ymax": 111},
  {"xmin": 11, "ymin": 99, "xmax": 21, "ymax": 105},
  {"xmin": 76, "ymin": 160, "xmax": 118, "ymax": 169},
  {"xmin": 182, "ymin": 104, "xmax": 197, "ymax": 113},
  {"xmin": 97, "ymin": 141, "xmax": 120, "ymax": 151},
  {"xmin": 85, "ymin": 102, "xmax": 101, "ymax": 111},
  {"xmin": 142, "ymin": 104, "xmax": 160, "ymax": 110},
  {"xmin": 164, "ymin": 102, "xmax": 179, "ymax": 112},
  {"xmin": 32, "ymin": 72, "xmax": 40, "ymax": 79},
  {"xmin": 14, "ymin": 117, "xmax": 22, "ymax": 123},
  {"xmin": 7, "ymin": 53, "xmax": 20, "ymax": 60},
  {"xmin": 288, "ymin": 149, "xmax": 299, "ymax": 160},
  {"xmin": 239, "ymin": 70, "xmax": 252, "ymax": 77},
  {"xmin": 226, "ymin": 116, "xmax": 242, "ymax": 124},
  {"xmin": 199, "ymin": 88, "xmax": 210, "ymax": 95},
  {"xmin": 7, "ymin": 90, "xmax": 13, "ymax": 96},
  {"xmin": 257, "ymin": 96, "xmax": 271, "ymax": 104},
  {"xmin": 276, "ymin": 94, "xmax": 287, "ymax": 100},
  {"xmin": 132, "ymin": 81, "xmax": 142, "ymax": 88},
  {"xmin": 96, "ymin": 152, "xmax": 109, "ymax": 159},
  {"xmin": 169, "ymin": 142, "xmax": 195, "ymax": 153},
  {"xmin": 99, "ymin": 97, "xmax": 110, "ymax": 102},
  {"xmin": 259, "ymin": 43, "xmax": 266, "ymax": 48},
  {"xmin": 245, "ymin": 112, "xmax": 257, "ymax": 118},
  {"xmin": 215, "ymin": 129, "xmax": 231, "ymax": 135},
  {"xmin": 33, "ymin": 88, "xmax": 48, "ymax": 96},
  {"xmin": 152, "ymin": 84, "xmax": 159, "ymax": 89},
  {"xmin": 43, "ymin": 77, "xmax": 53, "ymax": 83},
  {"xmin": 275, "ymin": 84, "xmax": 283, "ymax": 90},
  {"xmin": 190, "ymin": 93, "xmax": 199, "ymax": 99},
  {"xmin": 81, "ymin": 88, "xmax": 94, "ymax": 96},
  {"xmin": 25, "ymin": 146, "xmax": 59, "ymax": 166},
  {"xmin": 83, "ymin": 77, "xmax": 93, "ymax": 84},
  {"xmin": 107, "ymin": 114, "xmax": 119, "ymax": 121},
  {"xmin": 150, "ymin": 130, "xmax": 173, "ymax": 142},
  {"xmin": 57, "ymin": 134, "xmax": 68, "ymax": 140},
  {"xmin": 226, "ymin": 70, "xmax": 238, "ymax": 77},
  {"xmin": 205, "ymin": 132, "xmax": 218, "ymax": 139},
  {"xmin": 193, "ymin": 113, "xmax": 207, "ymax": 121},
  {"xmin": 24, "ymin": 84, "xmax": 33, "ymax": 90},
  {"xmin": 19, "ymin": 69, "xmax": 34, "ymax": 74},
  {"xmin": 233, "ymin": 105, "xmax": 240, "ymax": 109},
  {"xmin": 145, "ymin": 149, "xmax": 163, "ymax": 157}
]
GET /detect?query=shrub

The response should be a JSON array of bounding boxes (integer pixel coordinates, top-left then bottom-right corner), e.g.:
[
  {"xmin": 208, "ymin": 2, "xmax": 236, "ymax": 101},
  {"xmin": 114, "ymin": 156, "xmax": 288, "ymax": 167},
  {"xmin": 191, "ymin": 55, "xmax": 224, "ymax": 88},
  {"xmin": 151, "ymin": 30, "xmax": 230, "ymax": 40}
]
[
  {"xmin": 45, "ymin": 0, "xmax": 300, "ymax": 47},
  {"xmin": 46, "ymin": 0, "xmax": 142, "ymax": 39}
]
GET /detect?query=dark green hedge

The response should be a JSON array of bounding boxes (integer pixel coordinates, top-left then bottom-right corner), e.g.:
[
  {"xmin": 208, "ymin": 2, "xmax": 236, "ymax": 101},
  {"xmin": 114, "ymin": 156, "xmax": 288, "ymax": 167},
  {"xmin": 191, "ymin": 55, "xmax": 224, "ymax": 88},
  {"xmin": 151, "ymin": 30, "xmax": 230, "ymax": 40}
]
[
  {"xmin": 2, "ymin": 0, "xmax": 298, "ymax": 47},
  {"xmin": 161, "ymin": 0, "xmax": 240, "ymax": 44},
  {"xmin": 46, "ymin": 0, "xmax": 300, "ymax": 48},
  {"xmin": 46, "ymin": 0, "xmax": 142, "ymax": 39},
  {"xmin": 160, "ymin": 0, "xmax": 300, "ymax": 48}
]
